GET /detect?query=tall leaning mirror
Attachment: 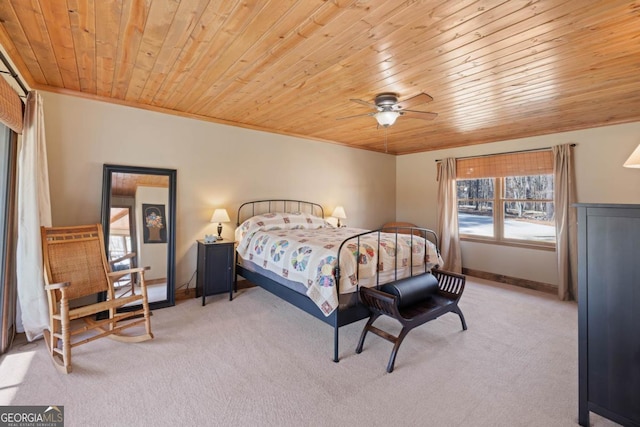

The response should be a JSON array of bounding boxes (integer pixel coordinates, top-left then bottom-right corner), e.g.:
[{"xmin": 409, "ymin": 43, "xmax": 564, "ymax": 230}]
[{"xmin": 101, "ymin": 164, "xmax": 177, "ymax": 310}]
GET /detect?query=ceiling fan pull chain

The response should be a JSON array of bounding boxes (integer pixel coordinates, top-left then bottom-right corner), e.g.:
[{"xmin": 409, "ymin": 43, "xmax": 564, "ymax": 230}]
[{"xmin": 384, "ymin": 126, "xmax": 388, "ymax": 153}]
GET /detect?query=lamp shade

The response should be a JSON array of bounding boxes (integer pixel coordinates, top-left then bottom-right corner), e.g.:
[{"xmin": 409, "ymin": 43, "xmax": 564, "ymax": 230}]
[
  {"xmin": 210, "ymin": 208, "xmax": 230, "ymax": 223},
  {"xmin": 623, "ymin": 144, "xmax": 640, "ymax": 168},
  {"xmin": 332, "ymin": 206, "xmax": 346, "ymax": 219},
  {"xmin": 375, "ymin": 111, "xmax": 400, "ymax": 127}
]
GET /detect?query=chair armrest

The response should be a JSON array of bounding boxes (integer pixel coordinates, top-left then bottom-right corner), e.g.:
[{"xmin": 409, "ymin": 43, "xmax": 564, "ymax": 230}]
[
  {"xmin": 431, "ymin": 269, "xmax": 466, "ymax": 299},
  {"xmin": 109, "ymin": 252, "xmax": 136, "ymax": 265},
  {"xmin": 359, "ymin": 287, "xmax": 402, "ymax": 319},
  {"xmin": 107, "ymin": 266, "xmax": 150, "ymax": 277},
  {"xmin": 45, "ymin": 281, "xmax": 70, "ymax": 291},
  {"xmin": 108, "ymin": 266, "xmax": 152, "ymax": 293}
]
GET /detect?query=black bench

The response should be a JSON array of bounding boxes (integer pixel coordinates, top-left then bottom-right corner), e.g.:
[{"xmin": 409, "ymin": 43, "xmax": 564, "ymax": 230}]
[{"xmin": 356, "ymin": 269, "xmax": 467, "ymax": 373}]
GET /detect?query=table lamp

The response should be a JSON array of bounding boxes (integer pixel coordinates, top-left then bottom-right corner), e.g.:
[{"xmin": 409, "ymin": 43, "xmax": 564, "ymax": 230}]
[
  {"xmin": 623, "ymin": 144, "xmax": 640, "ymax": 168},
  {"xmin": 211, "ymin": 208, "xmax": 230, "ymax": 240},
  {"xmin": 332, "ymin": 206, "xmax": 346, "ymax": 227}
]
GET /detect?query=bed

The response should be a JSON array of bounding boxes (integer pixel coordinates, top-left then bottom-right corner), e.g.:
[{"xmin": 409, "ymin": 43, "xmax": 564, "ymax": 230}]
[{"xmin": 233, "ymin": 199, "xmax": 443, "ymax": 362}]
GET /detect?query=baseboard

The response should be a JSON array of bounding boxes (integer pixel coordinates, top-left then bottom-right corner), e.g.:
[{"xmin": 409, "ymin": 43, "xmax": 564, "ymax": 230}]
[
  {"xmin": 237, "ymin": 279, "xmax": 256, "ymax": 290},
  {"xmin": 462, "ymin": 268, "xmax": 557, "ymax": 295},
  {"xmin": 175, "ymin": 288, "xmax": 196, "ymax": 301},
  {"xmin": 175, "ymin": 281, "xmax": 256, "ymax": 301}
]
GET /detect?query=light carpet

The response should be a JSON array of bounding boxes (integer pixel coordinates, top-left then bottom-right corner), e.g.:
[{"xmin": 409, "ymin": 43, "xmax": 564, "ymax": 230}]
[{"xmin": 0, "ymin": 277, "xmax": 620, "ymax": 427}]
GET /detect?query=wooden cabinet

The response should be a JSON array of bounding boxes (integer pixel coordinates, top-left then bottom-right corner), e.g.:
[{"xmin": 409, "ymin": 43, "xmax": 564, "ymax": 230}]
[
  {"xmin": 577, "ymin": 204, "xmax": 640, "ymax": 427},
  {"xmin": 196, "ymin": 240, "xmax": 235, "ymax": 306}
]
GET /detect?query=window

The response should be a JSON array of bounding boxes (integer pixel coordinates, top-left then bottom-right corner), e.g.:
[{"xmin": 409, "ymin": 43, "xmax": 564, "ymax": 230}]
[
  {"xmin": 0, "ymin": 70, "xmax": 23, "ymax": 353},
  {"xmin": 108, "ymin": 235, "xmax": 132, "ymax": 261},
  {"xmin": 0, "ymin": 123, "xmax": 17, "ymax": 353},
  {"xmin": 457, "ymin": 178, "xmax": 494, "ymax": 238},
  {"xmin": 456, "ymin": 151, "xmax": 555, "ymax": 247}
]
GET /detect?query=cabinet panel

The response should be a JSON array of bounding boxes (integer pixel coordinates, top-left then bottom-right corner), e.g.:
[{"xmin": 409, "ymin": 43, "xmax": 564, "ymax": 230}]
[
  {"xmin": 578, "ymin": 204, "xmax": 640, "ymax": 427},
  {"xmin": 196, "ymin": 241, "xmax": 234, "ymax": 305}
]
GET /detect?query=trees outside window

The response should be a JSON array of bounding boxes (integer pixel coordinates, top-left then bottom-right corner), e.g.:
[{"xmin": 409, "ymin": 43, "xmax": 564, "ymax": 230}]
[{"xmin": 457, "ymin": 174, "xmax": 555, "ymax": 246}]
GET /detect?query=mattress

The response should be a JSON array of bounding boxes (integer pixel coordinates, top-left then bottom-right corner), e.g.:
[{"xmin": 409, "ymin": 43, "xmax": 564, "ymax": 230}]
[{"xmin": 235, "ymin": 212, "xmax": 443, "ymax": 316}]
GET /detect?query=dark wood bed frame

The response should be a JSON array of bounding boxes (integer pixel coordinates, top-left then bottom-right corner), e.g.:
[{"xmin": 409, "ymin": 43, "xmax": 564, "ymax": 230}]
[{"xmin": 233, "ymin": 199, "xmax": 440, "ymax": 362}]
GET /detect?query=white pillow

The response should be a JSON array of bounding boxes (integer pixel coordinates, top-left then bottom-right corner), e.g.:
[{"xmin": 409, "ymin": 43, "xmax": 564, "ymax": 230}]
[{"xmin": 234, "ymin": 212, "xmax": 331, "ymax": 242}]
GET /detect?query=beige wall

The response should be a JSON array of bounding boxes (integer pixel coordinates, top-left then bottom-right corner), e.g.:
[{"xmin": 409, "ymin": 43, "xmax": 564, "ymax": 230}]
[
  {"xmin": 41, "ymin": 91, "xmax": 396, "ymax": 287},
  {"xmin": 396, "ymin": 121, "xmax": 640, "ymax": 286},
  {"xmin": 40, "ymin": 89, "xmax": 640, "ymax": 289}
]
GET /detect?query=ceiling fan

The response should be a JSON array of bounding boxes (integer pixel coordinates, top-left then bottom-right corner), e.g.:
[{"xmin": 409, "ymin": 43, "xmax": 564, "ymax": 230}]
[{"xmin": 337, "ymin": 92, "xmax": 437, "ymax": 127}]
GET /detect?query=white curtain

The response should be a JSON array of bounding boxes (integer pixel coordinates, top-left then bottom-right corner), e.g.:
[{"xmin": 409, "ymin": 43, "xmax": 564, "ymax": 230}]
[
  {"xmin": 16, "ymin": 91, "xmax": 52, "ymax": 341},
  {"xmin": 436, "ymin": 158, "xmax": 462, "ymax": 273},
  {"xmin": 553, "ymin": 144, "xmax": 578, "ymax": 301}
]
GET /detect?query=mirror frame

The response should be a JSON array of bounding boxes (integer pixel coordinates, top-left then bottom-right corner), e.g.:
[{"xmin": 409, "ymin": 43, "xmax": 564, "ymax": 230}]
[{"xmin": 101, "ymin": 164, "xmax": 177, "ymax": 309}]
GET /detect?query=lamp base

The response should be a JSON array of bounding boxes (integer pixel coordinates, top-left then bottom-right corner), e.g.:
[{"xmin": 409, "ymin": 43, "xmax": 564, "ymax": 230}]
[{"xmin": 217, "ymin": 223, "xmax": 223, "ymax": 240}]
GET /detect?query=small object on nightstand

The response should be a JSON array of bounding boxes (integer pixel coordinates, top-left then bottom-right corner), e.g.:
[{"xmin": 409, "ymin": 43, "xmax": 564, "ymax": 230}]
[
  {"xmin": 196, "ymin": 239, "xmax": 235, "ymax": 306},
  {"xmin": 204, "ymin": 234, "xmax": 218, "ymax": 243}
]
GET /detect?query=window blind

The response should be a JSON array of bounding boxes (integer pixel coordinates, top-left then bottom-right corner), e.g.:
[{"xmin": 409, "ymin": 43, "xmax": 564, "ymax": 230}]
[
  {"xmin": 0, "ymin": 76, "xmax": 22, "ymax": 134},
  {"xmin": 456, "ymin": 150, "xmax": 553, "ymax": 179}
]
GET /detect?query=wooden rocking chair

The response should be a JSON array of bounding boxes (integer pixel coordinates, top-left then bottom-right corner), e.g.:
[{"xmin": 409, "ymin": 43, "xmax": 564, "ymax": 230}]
[{"xmin": 41, "ymin": 224, "xmax": 153, "ymax": 373}]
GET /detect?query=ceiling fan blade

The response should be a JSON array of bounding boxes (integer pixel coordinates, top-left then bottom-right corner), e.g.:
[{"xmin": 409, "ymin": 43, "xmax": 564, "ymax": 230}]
[
  {"xmin": 350, "ymin": 98, "xmax": 378, "ymax": 109},
  {"xmin": 399, "ymin": 110, "xmax": 438, "ymax": 120},
  {"xmin": 395, "ymin": 92, "xmax": 433, "ymax": 110},
  {"xmin": 336, "ymin": 112, "xmax": 376, "ymax": 120}
]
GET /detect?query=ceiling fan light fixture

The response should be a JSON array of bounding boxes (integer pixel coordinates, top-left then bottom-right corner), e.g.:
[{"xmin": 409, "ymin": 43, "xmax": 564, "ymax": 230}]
[{"xmin": 375, "ymin": 110, "xmax": 400, "ymax": 127}]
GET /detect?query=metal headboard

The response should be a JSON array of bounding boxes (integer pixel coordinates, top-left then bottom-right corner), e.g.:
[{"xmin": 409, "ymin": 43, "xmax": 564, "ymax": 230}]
[{"xmin": 236, "ymin": 199, "xmax": 325, "ymax": 226}]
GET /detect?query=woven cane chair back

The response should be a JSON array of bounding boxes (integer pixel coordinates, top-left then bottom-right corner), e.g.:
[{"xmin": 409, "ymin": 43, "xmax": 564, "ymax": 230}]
[{"xmin": 42, "ymin": 225, "xmax": 111, "ymax": 301}]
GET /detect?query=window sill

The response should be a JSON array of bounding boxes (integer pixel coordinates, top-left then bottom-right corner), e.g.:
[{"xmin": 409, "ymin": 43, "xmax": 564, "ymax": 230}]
[{"xmin": 460, "ymin": 236, "xmax": 556, "ymax": 252}]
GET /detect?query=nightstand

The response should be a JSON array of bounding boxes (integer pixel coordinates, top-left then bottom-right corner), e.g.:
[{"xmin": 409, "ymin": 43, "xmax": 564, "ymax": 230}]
[{"xmin": 196, "ymin": 240, "xmax": 235, "ymax": 306}]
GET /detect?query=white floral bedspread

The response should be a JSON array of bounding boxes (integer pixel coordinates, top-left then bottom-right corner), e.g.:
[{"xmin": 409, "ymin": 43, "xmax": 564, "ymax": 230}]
[{"xmin": 235, "ymin": 212, "xmax": 443, "ymax": 316}]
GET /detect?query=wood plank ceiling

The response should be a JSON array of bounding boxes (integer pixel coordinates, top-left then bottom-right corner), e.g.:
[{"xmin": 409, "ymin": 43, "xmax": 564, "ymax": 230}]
[
  {"xmin": 0, "ymin": 0, "xmax": 638, "ymax": 155},
  {"xmin": 111, "ymin": 172, "xmax": 169, "ymax": 197}
]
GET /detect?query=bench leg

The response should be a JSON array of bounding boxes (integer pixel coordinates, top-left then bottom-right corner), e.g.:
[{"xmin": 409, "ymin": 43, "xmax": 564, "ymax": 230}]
[
  {"xmin": 333, "ymin": 324, "xmax": 339, "ymax": 363},
  {"xmin": 356, "ymin": 313, "xmax": 380, "ymax": 354},
  {"xmin": 453, "ymin": 305, "xmax": 467, "ymax": 330},
  {"xmin": 387, "ymin": 327, "xmax": 411, "ymax": 373}
]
